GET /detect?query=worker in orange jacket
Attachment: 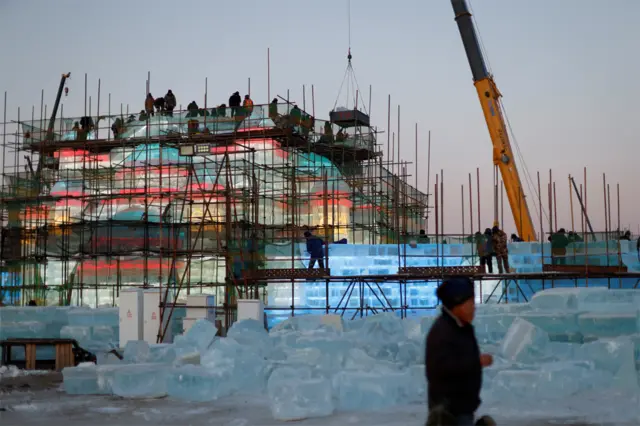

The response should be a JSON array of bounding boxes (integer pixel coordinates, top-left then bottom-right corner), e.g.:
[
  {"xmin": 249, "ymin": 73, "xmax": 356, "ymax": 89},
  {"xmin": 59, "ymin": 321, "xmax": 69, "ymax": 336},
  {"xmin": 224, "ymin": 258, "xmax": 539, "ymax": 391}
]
[
  {"xmin": 145, "ymin": 93, "xmax": 155, "ymax": 117},
  {"xmin": 243, "ymin": 95, "xmax": 254, "ymax": 116}
]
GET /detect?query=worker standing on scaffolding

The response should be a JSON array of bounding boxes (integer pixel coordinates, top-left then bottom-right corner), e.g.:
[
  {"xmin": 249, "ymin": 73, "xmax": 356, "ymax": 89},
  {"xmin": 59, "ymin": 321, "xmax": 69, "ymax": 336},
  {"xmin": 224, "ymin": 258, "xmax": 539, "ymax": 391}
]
[
  {"xmin": 243, "ymin": 95, "xmax": 254, "ymax": 116},
  {"xmin": 491, "ymin": 226, "xmax": 509, "ymax": 273},
  {"xmin": 164, "ymin": 90, "xmax": 177, "ymax": 116},
  {"xmin": 229, "ymin": 92, "xmax": 241, "ymax": 116},
  {"xmin": 426, "ymin": 277, "xmax": 495, "ymax": 426},
  {"xmin": 269, "ymin": 98, "xmax": 278, "ymax": 120},
  {"xmin": 145, "ymin": 93, "xmax": 155, "ymax": 117},
  {"xmin": 304, "ymin": 231, "xmax": 325, "ymax": 270}
]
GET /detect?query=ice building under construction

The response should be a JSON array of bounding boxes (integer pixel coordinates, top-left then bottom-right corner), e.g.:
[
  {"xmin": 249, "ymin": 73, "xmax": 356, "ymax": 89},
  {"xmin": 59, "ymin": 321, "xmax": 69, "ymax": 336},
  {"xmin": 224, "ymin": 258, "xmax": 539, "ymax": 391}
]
[{"xmin": 0, "ymin": 86, "xmax": 431, "ymax": 320}]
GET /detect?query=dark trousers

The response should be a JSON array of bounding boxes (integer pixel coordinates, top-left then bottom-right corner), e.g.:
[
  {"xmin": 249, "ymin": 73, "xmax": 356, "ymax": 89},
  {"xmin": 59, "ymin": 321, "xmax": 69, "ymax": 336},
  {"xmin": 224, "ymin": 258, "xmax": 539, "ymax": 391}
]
[
  {"xmin": 308, "ymin": 257, "xmax": 324, "ymax": 269},
  {"xmin": 496, "ymin": 254, "xmax": 509, "ymax": 273},
  {"xmin": 480, "ymin": 255, "xmax": 493, "ymax": 273},
  {"xmin": 426, "ymin": 407, "xmax": 475, "ymax": 426},
  {"xmin": 454, "ymin": 414, "xmax": 475, "ymax": 426}
]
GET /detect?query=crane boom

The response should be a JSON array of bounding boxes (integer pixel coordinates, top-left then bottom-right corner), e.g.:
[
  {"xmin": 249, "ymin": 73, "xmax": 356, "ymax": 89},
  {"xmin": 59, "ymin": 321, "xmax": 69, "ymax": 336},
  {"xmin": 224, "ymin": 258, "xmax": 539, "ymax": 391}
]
[{"xmin": 451, "ymin": 0, "xmax": 537, "ymax": 241}]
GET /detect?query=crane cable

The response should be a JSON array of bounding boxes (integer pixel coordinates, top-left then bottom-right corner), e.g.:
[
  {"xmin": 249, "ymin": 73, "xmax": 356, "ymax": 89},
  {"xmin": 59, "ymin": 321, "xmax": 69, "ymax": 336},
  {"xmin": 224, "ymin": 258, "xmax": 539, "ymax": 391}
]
[
  {"xmin": 468, "ymin": 0, "xmax": 550, "ymax": 229},
  {"xmin": 332, "ymin": 0, "xmax": 369, "ymax": 115}
]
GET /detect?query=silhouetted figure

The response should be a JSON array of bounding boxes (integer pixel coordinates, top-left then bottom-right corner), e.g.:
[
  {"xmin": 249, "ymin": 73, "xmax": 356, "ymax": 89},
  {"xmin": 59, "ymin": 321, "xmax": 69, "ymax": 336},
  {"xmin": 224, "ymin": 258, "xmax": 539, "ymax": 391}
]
[
  {"xmin": 229, "ymin": 91, "xmax": 241, "ymax": 116},
  {"xmin": 154, "ymin": 97, "xmax": 166, "ymax": 114},
  {"xmin": 145, "ymin": 93, "xmax": 155, "ymax": 117},
  {"xmin": 186, "ymin": 101, "xmax": 199, "ymax": 118},
  {"xmin": 165, "ymin": 90, "xmax": 177, "ymax": 116},
  {"xmin": 304, "ymin": 231, "xmax": 325, "ymax": 269},
  {"xmin": 491, "ymin": 226, "xmax": 509, "ymax": 273},
  {"xmin": 426, "ymin": 277, "xmax": 494, "ymax": 426}
]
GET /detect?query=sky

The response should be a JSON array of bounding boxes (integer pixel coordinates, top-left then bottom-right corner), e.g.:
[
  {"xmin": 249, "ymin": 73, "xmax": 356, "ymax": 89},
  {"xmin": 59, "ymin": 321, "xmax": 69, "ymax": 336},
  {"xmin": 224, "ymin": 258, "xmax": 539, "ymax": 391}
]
[{"xmin": 0, "ymin": 0, "xmax": 638, "ymax": 237}]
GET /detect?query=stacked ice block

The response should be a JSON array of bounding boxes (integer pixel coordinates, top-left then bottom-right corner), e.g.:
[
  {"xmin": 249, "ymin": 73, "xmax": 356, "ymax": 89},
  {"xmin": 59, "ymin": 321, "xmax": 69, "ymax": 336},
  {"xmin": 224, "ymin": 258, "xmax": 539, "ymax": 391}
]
[
  {"xmin": 0, "ymin": 306, "xmax": 120, "ymax": 361},
  {"xmin": 59, "ymin": 287, "xmax": 640, "ymax": 421}
]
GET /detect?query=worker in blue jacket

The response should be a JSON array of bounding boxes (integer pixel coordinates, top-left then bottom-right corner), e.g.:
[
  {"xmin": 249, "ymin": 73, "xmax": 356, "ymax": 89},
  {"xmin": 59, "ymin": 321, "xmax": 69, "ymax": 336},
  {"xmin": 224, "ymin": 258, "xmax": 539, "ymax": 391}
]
[
  {"xmin": 425, "ymin": 277, "xmax": 495, "ymax": 426},
  {"xmin": 304, "ymin": 231, "xmax": 325, "ymax": 269}
]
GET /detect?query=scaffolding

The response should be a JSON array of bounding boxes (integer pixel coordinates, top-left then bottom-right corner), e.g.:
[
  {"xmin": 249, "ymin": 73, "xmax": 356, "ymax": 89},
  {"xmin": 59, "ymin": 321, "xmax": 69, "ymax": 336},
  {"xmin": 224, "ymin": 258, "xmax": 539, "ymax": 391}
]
[{"xmin": 0, "ymin": 97, "xmax": 431, "ymax": 326}]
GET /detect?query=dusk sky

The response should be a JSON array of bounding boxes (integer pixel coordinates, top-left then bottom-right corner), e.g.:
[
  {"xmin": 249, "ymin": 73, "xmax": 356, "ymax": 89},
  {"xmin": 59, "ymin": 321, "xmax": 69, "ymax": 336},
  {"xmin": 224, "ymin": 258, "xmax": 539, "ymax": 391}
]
[{"xmin": 1, "ymin": 0, "xmax": 638, "ymax": 236}]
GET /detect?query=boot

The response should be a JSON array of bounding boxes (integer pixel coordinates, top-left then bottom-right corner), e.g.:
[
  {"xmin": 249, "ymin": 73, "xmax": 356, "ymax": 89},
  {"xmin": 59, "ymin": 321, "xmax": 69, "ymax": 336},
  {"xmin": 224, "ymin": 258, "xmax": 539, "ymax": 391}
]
[{"xmin": 475, "ymin": 415, "xmax": 497, "ymax": 426}]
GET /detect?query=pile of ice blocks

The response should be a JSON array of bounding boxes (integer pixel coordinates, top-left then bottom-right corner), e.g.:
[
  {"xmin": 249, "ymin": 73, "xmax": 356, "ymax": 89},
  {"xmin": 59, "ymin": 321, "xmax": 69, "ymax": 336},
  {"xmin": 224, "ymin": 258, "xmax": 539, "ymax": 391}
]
[
  {"xmin": 59, "ymin": 287, "xmax": 640, "ymax": 421},
  {"xmin": 0, "ymin": 306, "xmax": 119, "ymax": 359}
]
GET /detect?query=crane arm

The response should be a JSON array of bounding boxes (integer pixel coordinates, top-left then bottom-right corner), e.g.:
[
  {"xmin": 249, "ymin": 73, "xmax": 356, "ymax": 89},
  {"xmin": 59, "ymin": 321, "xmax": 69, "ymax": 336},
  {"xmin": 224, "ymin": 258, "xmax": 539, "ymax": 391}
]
[{"xmin": 451, "ymin": 0, "xmax": 537, "ymax": 241}]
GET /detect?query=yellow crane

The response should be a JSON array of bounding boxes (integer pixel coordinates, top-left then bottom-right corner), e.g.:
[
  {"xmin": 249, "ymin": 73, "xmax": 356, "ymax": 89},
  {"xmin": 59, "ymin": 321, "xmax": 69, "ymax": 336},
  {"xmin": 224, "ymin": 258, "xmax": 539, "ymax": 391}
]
[{"xmin": 451, "ymin": 0, "xmax": 537, "ymax": 241}]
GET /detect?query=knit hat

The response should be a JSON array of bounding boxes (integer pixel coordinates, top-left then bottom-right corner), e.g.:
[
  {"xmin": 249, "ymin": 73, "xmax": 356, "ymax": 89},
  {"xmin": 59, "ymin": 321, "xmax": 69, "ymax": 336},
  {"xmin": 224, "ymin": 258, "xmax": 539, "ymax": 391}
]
[{"xmin": 436, "ymin": 277, "xmax": 475, "ymax": 310}]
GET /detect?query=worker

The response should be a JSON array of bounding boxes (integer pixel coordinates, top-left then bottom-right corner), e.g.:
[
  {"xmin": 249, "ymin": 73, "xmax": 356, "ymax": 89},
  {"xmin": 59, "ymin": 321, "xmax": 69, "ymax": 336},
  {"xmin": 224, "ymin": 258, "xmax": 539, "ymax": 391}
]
[
  {"xmin": 510, "ymin": 234, "xmax": 523, "ymax": 242},
  {"xmin": 111, "ymin": 117, "xmax": 124, "ymax": 139},
  {"xmin": 186, "ymin": 101, "xmax": 199, "ymax": 118},
  {"xmin": 28, "ymin": 300, "xmax": 37, "ymax": 306},
  {"xmin": 304, "ymin": 231, "xmax": 325, "ymax": 270},
  {"xmin": 323, "ymin": 121, "xmax": 334, "ymax": 141},
  {"xmin": 336, "ymin": 129, "xmax": 347, "ymax": 142},
  {"xmin": 138, "ymin": 110, "xmax": 148, "ymax": 121},
  {"xmin": 243, "ymin": 95, "xmax": 254, "ymax": 116},
  {"xmin": 269, "ymin": 98, "xmax": 278, "ymax": 119},
  {"xmin": 418, "ymin": 229, "xmax": 430, "ymax": 243},
  {"xmin": 145, "ymin": 93, "xmax": 155, "ymax": 117},
  {"xmin": 567, "ymin": 231, "xmax": 583, "ymax": 243},
  {"xmin": 290, "ymin": 105, "xmax": 302, "ymax": 125},
  {"xmin": 476, "ymin": 229, "xmax": 493, "ymax": 274},
  {"xmin": 491, "ymin": 226, "xmax": 509, "ymax": 273},
  {"xmin": 154, "ymin": 97, "xmax": 165, "ymax": 114},
  {"xmin": 549, "ymin": 228, "xmax": 570, "ymax": 266},
  {"xmin": 217, "ymin": 104, "xmax": 227, "ymax": 117},
  {"xmin": 425, "ymin": 277, "xmax": 493, "ymax": 426},
  {"xmin": 164, "ymin": 90, "xmax": 177, "ymax": 116},
  {"xmin": 620, "ymin": 230, "xmax": 632, "ymax": 241},
  {"xmin": 229, "ymin": 91, "xmax": 241, "ymax": 116}
]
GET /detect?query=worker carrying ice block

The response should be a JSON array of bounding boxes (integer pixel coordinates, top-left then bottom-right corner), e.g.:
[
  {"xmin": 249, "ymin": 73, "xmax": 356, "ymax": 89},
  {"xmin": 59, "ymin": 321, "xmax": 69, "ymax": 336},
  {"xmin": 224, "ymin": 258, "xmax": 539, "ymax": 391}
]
[{"xmin": 425, "ymin": 277, "xmax": 496, "ymax": 426}]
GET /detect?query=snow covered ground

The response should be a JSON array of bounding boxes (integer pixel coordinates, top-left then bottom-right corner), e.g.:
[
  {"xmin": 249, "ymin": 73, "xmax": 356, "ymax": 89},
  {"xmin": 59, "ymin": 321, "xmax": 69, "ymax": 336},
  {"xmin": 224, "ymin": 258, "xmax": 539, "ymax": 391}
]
[{"xmin": 2, "ymin": 387, "xmax": 638, "ymax": 425}]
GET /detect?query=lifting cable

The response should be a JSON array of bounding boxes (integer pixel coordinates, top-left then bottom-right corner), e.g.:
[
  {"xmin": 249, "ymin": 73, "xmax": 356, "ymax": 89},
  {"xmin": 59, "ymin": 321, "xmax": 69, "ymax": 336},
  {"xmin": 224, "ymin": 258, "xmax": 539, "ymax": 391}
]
[{"xmin": 332, "ymin": 0, "xmax": 369, "ymax": 116}]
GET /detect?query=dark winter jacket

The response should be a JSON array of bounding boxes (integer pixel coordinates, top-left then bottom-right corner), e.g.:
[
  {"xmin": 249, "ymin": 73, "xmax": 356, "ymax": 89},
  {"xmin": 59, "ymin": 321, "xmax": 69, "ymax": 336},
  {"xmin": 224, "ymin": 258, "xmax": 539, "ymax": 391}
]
[
  {"xmin": 305, "ymin": 236, "xmax": 324, "ymax": 258},
  {"xmin": 229, "ymin": 93, "xmax": 241, "ymax": 107},
  {"xmin": 425, "ymin": 308, "xmax": 482, "ymax": 416},
  {"xmin": 165, "ymin": 92, "xmax": 177, "ymax": 108}
]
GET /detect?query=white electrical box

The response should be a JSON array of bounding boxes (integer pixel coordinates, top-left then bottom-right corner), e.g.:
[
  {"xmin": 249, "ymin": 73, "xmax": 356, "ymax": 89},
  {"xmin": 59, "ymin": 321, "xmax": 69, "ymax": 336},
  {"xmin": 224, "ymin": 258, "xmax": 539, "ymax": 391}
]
[
  {"xmin": 186, "ymin": 294, "xmax": 216, "ymax": 322},
  {"xmin": 118, "ymin": 289, "xmax": 143, "ymax": 346},
  {"xmin": 237, "ymin": 299, "xmax": 265, "ymax": 322},
  {"xmin": 142, "ymin": 289, "xmax": 173, "ymax": 344}
]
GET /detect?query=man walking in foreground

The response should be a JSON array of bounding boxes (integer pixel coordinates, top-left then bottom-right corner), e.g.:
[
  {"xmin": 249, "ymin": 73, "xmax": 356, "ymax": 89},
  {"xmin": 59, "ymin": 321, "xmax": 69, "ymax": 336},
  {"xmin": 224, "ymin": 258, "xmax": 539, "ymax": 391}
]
[{"xmin": 425, "ymin": 277, "xmax": 495, "ymax": 426}]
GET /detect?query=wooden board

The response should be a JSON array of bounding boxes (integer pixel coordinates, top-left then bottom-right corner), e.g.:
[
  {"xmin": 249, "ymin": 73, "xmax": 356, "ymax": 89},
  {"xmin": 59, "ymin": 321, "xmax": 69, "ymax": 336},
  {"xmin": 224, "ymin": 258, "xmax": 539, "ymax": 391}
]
[
  {"xmin": 399, "ymin": 266, "xmax": 484, "ymax": 276},
  {"xmin": 55, "ymin": 343, "xmax": 75, "ymax": 371},
  {"xmin": 242, "ymin": 268, "xmax": 330, "ymax": 280}
]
